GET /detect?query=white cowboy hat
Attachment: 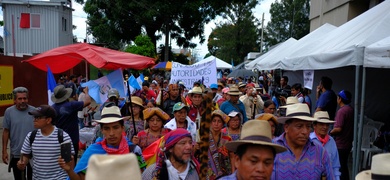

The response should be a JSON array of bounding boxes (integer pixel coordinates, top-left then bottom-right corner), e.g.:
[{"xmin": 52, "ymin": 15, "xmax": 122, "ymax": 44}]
[
  {"xmin": 313, "ymin": 111, "xmax": 334, "ymax": 124},
  {"xmin": 278, "ymin": 103, "xmax": 317, "ymax": 124},
  {"xmin": 189, "ymin": 86, "xmax": 203, "ymax": 95},
  {"xmin": 355, "ymin": 153, "xmax": 390, "ymax": 180},
  {"xmin": 225, "ymin": 120, "xmax": 287, "ymax": 153},
  {"xmin": 85, "ymin": 154, "xmax": 141, "ymax": 180},
  {"xmin": 94, "ymin": 106, "xmax": 123, "ymax": 124},
  {"xmin": 227, "ymin": 85, "xmax": 241, "ymax": 96},
  {"xmin": 51, "ymin": 85, "xmax": 72, "ymax": 103},
  {"xmin": 280, "ymin": 96, "xmax": 299, "ymax": 108}
]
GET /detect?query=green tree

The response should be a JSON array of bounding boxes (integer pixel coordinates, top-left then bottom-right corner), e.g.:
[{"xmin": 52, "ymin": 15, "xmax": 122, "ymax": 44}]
[
  {"xmin": 207, "ymin": 0, "xmax": 260, "ymax": 65},
  {"xmin": 75, "ymin": 0, "xmax": 250, "ymax": 52},
  {"xmin": 264, "ymin": 0, "xmax": 310, "ymax": 48},
  {"xmin": 125, "ymin": 35, "xmax": 156, "ymax": 58}
]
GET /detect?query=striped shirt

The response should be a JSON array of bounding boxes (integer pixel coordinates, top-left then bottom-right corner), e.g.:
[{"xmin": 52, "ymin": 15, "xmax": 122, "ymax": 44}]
[
  {"xmin": 21, "ymin": 127, "xmax": 74, "ymax": 180},
  {"xmin": 272, "ymin": 133, "xmax": 334, "ymax": 180}
]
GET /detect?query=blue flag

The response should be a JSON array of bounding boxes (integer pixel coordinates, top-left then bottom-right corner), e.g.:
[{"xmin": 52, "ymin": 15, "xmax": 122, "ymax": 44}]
[
  {"xmin": 136, "ymin": 73, "xmax": 144, "ymax": 88},
  {"xmin": 47, "ymin": 65, "xmax": 57, "ymax": 105},
  {"xmin": 82, "ymin": 69, "xmax": 125, "ymax": 104},
  {"xmin": 127, "ymin": 75, "xmax": 141, "ymax": 94}
]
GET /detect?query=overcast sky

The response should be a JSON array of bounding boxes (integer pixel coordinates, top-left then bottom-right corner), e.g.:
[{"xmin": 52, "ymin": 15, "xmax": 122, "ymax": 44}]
[{"xmin": 1, "ymin": 0, "xmax": 274, "ymax": 59}]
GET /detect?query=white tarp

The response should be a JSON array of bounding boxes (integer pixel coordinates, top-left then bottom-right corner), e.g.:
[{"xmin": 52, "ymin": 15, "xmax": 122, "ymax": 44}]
[
  {"xmin": 196, "ymin": 55, "xmax": 232, "ymax": 69},
  {"xmin": 364, "ymin": 35, "xmax": 390, "ymax": 68},
  {"xmin": 245, "ymin": 38, "xmax": 297, "ymax": 70},
  {"xmin": 170, "ymin": 59, "xmax": 217, "ymax": 89},
  {"xmin": 281, "ymin": 0, "xmax": 390, "ymax": 70}
]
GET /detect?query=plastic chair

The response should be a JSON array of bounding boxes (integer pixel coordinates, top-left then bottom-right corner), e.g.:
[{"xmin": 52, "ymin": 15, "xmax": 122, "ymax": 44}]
[
  {"xmin": 366, "ymin": 121, "xmax": 384, "ymax": 131},
  {"xmin": 361, "ymin": 125, "xmax": 382, "ymax": 169}
]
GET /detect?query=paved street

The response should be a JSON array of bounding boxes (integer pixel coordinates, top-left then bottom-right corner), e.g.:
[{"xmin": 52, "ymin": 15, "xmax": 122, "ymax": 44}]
[{"xmin": 0, "ymin": 116, "xmax": 14, "ymax": 180}]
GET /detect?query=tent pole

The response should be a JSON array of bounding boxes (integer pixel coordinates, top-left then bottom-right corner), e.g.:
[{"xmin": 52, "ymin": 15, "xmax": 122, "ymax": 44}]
[
  {"xmin": 85, "ymin": 60, "xmax": 89, "ymax": 81},
  {"xmin": 352, "ymin": 65, "xmax": 360, "ymax": 177},
  {"xmin": 355, "ymin": 67, "xmax": 366, "ymax": 176}
]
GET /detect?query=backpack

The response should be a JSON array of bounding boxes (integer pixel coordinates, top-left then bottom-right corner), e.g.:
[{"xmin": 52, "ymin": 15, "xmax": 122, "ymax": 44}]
[{"xmin": 29, "ymin": 128, "xmax": 64, "ymax": 147}]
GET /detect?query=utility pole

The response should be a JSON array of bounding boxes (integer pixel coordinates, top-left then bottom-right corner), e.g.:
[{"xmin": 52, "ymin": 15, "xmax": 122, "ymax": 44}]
[
  {"xmin": 260, "ymin": 13, "xmax": 265, "ymax": 53},
  {"xmin": 164, "ymin": 20, "xmax": 170, "ymax": 62}
]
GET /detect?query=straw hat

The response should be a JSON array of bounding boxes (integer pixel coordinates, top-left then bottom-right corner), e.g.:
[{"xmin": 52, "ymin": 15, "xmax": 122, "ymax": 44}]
[
  {"xmin": 238, "ymin": 82, "xmax": 246, "ymax": 88},
  {"xmin": 189, "ymin": 86, "xmax": 203, "ymax": 95},
  {"xmin": 131, "ymin": 96, "xmax": 144, "ymax": 107},
  {"xmin": 280, "ymin": 96, "xmax": 299, "ymax": 108},
  {"xmin": 313, "ymin": 111, "xmax": 334, "ymax": 124},
  {"xmin": 94, "ymin": 106, "xmax": 123, "ymax": 124},
  {"xmin": 278, "ymin": 103, "xmax": 317, "ymax": 124},
  {"xmin": 254, "ymin": 83, "xmax": 263, "ymax": 90},
  {"xmin": 143, "ymin": 107, "xmax": 170, "ymax": 121},
  {"xmin": 85, "ymin": 154, "xmax": 141, "ymax": 180},
  {"xmin": 256, "ymin": 113, "xmax": 278, "ymax": 125},
  {"xmin": 211, "ymin": 110, "xmax": 230, "ymax": 124},
  {"xmin": 51, "ymin": 85, "xmax": 72, "ymax": 103},
  {"xmin": 225, "ymin": 120, "xmax": 287, "ymax": 153},
  {"xmin": 227, "ymin": 86, "xmax": 241, "ymax": 96},
  {"xmin": 355, "ymin": 153, "xmax": 390, "ymax": 180}
]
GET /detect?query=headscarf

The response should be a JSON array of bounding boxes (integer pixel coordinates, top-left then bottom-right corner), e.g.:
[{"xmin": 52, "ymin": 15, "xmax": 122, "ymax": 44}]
[{"xmin": 154, "ymin": 129, "xmax": 199, "ymax": 177}]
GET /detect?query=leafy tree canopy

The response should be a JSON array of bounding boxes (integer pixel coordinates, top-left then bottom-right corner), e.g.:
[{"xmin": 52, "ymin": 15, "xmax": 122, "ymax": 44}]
[
  {"xmin": 124, "ymin": 35, "xmax": 156, "ymax": 58},
  {"xmin": 264, "ymin": 0, "xmax": 310, "ymax": 48},
  {"xmin": 207, "ymin": 0, "xmax": 261, "ymax": 65}
]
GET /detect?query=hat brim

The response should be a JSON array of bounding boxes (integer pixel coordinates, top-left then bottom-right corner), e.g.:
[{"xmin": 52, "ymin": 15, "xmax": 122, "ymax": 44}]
[
  {"xmin": 51, "ymin": 88, "xmax": 72, "ymax": 103},
  {"xmin": 28, "ymin": 110, "xmax": 43, "ymax": 117},
  {"xmin": 189, "ymin": 91, "xmax": 203, "ymax": 95},
  {"xmin": 278, "ymin": 116, "xmax": 317, "ymax": 124},
  {"xmin": 93, "ymin": 117, "xmax": 124, "ymax": 124},
  {"xmin": 228, "ymin": 92, "xmax": 241, "ymax": 96},
  {"xmin": 225, "ymin": 140, "xmax": 287, "ymax": 153},
  {"xmin": 355, "ymin": 170, "xmax": 371, "ymax": 180},
  {"xmin": 173, "ymin": 106, "xmax": 189, "ymax": 113},
  {"xmin": 315, "ymin": 119, "xmax": 335, "ymax": 123}
]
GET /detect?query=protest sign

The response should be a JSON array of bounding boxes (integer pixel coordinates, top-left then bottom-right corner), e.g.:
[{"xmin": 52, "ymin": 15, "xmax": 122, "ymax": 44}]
[
  {"xmin": 303, "ymin": 70, "xmax": 314, "ymax": 90},
  {"xmin": 170, "ymin": 59, "xmax": 217, "ymax": 89}
]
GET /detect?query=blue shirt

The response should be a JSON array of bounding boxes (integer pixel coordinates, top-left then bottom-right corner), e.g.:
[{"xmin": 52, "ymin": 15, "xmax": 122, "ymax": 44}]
[
  {"xmin": 310, "ymin": 132, "xmax": 341, "ymax": 180},
  {"xmin": 272, "ymin": 133, "xmax": 334, "ymax": 180},
  {"xmin": 219, "ymin": 170, "xmax": 238, "ymax": 180},
  {"xmin": 220, "ymin": 100, "xmax": 248, "ymax": 123},
  {"xmin": 52, "ymin": 101, "xmax": 84, "ymax": 146},
  {"xmin": 316, "ymin": 90, "xmax": 337, "ymax": 119}
]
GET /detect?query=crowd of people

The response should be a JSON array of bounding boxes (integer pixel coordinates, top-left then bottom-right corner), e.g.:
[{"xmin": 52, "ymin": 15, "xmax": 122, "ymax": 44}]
[{"xmin": 3, "ymin": 70, "xmax": 386, "ymax": 180}]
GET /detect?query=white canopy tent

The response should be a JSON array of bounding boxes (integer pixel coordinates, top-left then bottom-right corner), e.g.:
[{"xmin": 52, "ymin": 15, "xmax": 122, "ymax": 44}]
[
  {"xmin": 245, "ymin": 23, "xmax": 336, "ymax": 70},
  {"xmin": 196, "ymin": 55, "xmax": 232, "ymax": 69},
  {"xmin": 364, "ymin": 35, "xmax": 390, "ymax": 68},
  {"xmin": 245, "ymin": 38, "xmax": 297, "ymax": 70}
]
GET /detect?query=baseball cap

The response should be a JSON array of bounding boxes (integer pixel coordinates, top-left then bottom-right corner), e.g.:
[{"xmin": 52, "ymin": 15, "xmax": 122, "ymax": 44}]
[
  {"xmin": 28, "ymin": 105, "xmax": 57, "ymax": 119},
  {"xmin": 172, "ymin": 102, "xmax": 189, "ymax": 113},
  {"xmin": 107, "ymin": 88, "xmax": 119, "ymax": 99},
  {"xmin": 210, "ymin": 84, "xmax": 218, "ymax": 89}
]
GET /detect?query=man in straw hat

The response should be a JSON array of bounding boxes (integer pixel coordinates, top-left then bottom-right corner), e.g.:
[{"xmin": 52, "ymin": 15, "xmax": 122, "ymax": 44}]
[
  {"xmin": 142, "ymin": 128, "xmax": 200, "ymax": 179},
  {"xmin": 219, "ymin": 120, "xmax": 287, "ymax": 180},
  {"xmin": 187, "ymin": 86, "xmax": 203, "ymax": 124},
  {"xmin": 355, "ymin": 153, "xmax": 390, "ymax": 180},
  {"xmin": 272, "ymin": 103, "xmax": 334, "ymax": 180},
  {"xmin": 220, "ymin": 85, "xmax": 248, "ymax": 123},
  {"xmin": 52, "ymin": 85, "xmax": 91, "ymax": 164},
  {"xmin": 59, "ymin": 106, "xmax": 145, "ymax": 180},
  {"xmin": 310, "ymin": 111, "xmax": 341, "ymax": 180},
  {"xmin": 240, "ymin": 85, "xmax": 264, "ymax": 119}
]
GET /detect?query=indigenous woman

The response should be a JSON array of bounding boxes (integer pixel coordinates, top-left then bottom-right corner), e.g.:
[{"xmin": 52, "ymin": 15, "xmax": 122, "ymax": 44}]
[
  {"xmin": 263, "ymin": 99, "xmax": 276, "ymax": 114},
  {"xmin": 136, "ymin": 108, "xmax": 170, "ymax": 150},
  {"xmin": 256, "ymin": 113, "xmax": 278, "ymax": 138},
  {"xmin": 221, "ymin": 111, "xmax": 242, "ymax": 141},
  {"xmin": 124, "ymin": 96, "xmax": 145, "ymax": 142},
  {"xmin": 207, "ymin": 110, "xmax": 233, "ymax": 180}
]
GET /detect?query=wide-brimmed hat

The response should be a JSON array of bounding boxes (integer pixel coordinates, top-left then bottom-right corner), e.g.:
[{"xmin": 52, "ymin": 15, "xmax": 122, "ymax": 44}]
[
  {"xmin": 278, "ymin": 103, "xmax": 317, "ymax": 124},
  {"xmin": 256, "ymin": 113, "xmax": 278, "ymax": 125},
  {"xmin": 238, "ymin": 82, "xmax": 246, "ymax": 88},
  {"xmin": 280, "ymin": 97, "xmax": 299, "ymax": 108},
  {"xmin": 51, "ymin": 85, "xmax": 72, "ymax": 103},
  {"xmin": 29, "ymin": 105, "xmax": 57, "ymax": 119},
  {"xmin": 143, "ymin": 107, "xmax": 170, "ymax": 121},
  {"xmin": 225, "ymin": 120, "xmax": 287, "ymax": 153},
  {"xmin": 189, "ymin": 86, "xmax": 203, "ymax": 95},
  {"xmin": 313, "ymin": 111, "xmax": 334, "ymax": 124},
  {"xmin": 355, "ymin": 153, "xmax": 390, "ymax": 180},
  {"xmin": 218, "ymin": 82, "xmax": 224, "ymax": 88},
  {"xmin": 94, "ymin": 106, "xmax": 123, "ymax": 124},
  {"xmin": 172, "ymin": 102, "xmax": 189, "ymax": 113},
  {"xmin": 254, "ymin": 83, "xmax": 263, "ymax": 90},
  {"xmin": 211, "ymin": 110, "xmax": 230, "ymax": 124},
  {"xmin": 131, "ymin": 96, "xmax": 144, "ymax": 107},
  {"xmin": 85, "ymin": 154, "xmax": 141, "ymax": 180},
  {"xmin": 227, "ymin": 86, "xmax": 241, "ymax": 96}
]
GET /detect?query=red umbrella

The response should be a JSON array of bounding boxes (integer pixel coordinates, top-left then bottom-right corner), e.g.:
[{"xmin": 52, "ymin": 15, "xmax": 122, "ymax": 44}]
[{"xmin": 22, "ymin": 43, "xmax": 156, "ymax": 73}]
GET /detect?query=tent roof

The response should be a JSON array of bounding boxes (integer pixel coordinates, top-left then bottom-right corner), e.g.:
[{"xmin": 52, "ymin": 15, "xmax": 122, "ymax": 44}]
[
  {"xmin": 23, "ymin": 43, "xmax": 156, "ymax": 73},
  {"xmin": 281, "ymin": 0, "xmax": 390, "ymax": 70},
  {"xmin": 364, "ymin": 35, "xmax": 390, "ymax": 68},
  {"xmin": 196, "ymin": 55, "xmax": 232, "ymax": 69},
  {"xmin": 245, "ymin": 38, "xmax": 297, "ymax": 70}
]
